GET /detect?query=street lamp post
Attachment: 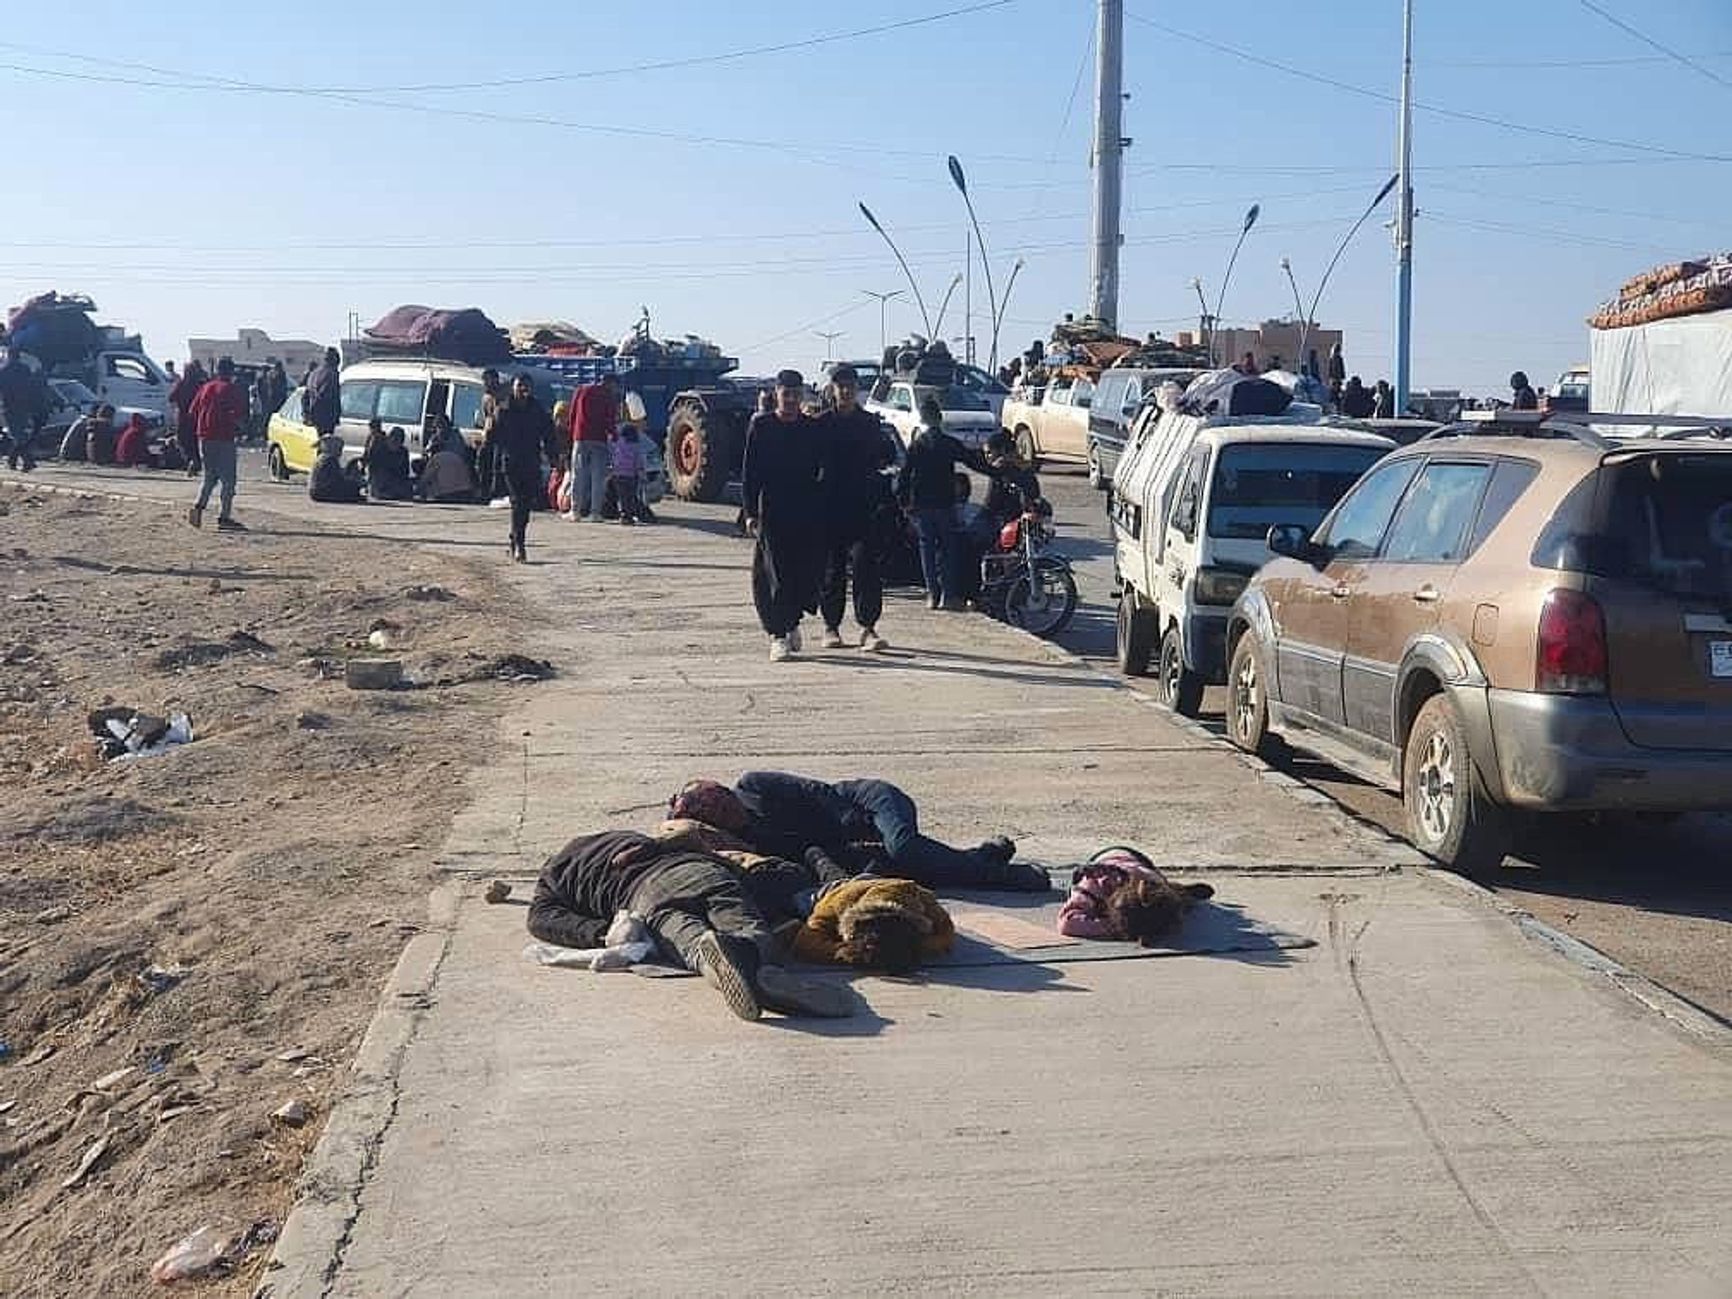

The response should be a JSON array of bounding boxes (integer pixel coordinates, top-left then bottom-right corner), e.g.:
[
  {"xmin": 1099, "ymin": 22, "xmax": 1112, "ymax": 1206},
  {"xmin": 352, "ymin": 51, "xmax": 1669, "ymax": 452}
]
[
  {"xmin": 1188, "ymin": 277, "xmax": 1210, "ymax": 356},
  {"xmin": 932, "ymin": 273, "xmax": 965, "ymax": 342},
  {"xmin": 947, "ymin": 155, "xmax": 1003, "ymax": 372},
  {"xmin": 859, "ymin": 203, "xmax": 935, "ymax": 338},
  {"xmin": 815, "ymin": 330, "xmax": 844, "ymax": 365},
  {"xmin": 1211, "ymin": 203, "xmax": 1261, "ymax": 367},
  {"xmin": 862, "ymin": 289, "xmax": 903, "ymax": 354}
]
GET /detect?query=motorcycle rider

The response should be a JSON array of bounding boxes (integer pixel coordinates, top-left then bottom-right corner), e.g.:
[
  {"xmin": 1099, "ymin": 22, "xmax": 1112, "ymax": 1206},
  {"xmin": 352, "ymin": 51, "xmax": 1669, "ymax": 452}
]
[
  {"xmin": 896, "ymin": 395, "xmax": 995, "ymax": 610},
  {"xmin": 959, "ymin": 431, "xmax": 1047, "ymax": 605}
]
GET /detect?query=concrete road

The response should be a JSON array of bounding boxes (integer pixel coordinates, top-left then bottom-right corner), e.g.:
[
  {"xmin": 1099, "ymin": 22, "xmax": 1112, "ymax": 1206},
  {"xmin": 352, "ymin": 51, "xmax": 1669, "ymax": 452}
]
[
  {"xmin": 8, "ymin": 458, "xmax": 1731, "ymax": 1299},
  {"xmin": 1036, "ymin": 465, "xmax": 1732, "ymax": 1024}
]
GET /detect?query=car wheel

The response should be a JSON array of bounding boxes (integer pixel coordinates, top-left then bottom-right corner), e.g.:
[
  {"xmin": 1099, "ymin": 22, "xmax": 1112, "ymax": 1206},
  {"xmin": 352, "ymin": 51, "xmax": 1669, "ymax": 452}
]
[
  {"xmin": 1156, "ymin": 627, "xmax": 1204, "ymax": 717},
  {"xmin": 267, "ymin": 443, "xmax": 289, "ymax": 481},
  {"xmin": 1402, "ymin": 694, "xmax": 1511, "ymax": 876},
  {"xmin": 1087, "ymin": 445, "xmax": 1105, "ymax": 491},
  {"xmin": 1116, "ymin": 589, "xmax": 1157, "ymax": 675},
  {"xmin": 1014, "ymin": 426, "xmax": 1040, "ymax": 470},
  {"xmin": 1225, "ymin": 633, "xmax": 1283, "ymax": 759}
]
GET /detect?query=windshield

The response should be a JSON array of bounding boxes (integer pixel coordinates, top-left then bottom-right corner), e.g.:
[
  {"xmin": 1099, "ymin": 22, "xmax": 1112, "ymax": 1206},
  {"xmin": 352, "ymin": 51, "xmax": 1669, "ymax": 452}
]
[
  {"xmin": 1207, "ymin": 442, "xmax": 1388, "ymax": 540},
  {"xmin": 922, "ymin": 386, "xmax": 990, "ymax": 412},
  {"xmin": 50, "ymin": 378, "xmax": 97, "ymax": 406},
  {"xmin": 1589, "ymin": 455, "xmax": 1732, "ymax": 600}
]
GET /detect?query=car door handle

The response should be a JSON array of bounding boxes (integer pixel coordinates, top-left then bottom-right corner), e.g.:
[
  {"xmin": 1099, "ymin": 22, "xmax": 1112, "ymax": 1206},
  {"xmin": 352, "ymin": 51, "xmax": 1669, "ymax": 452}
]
[
  {"xmin": 1330, "ymin": 584, "xmax": 1351, "ymax": 599},
  {"xmin": 1412, "ymin": 585, "xmax": 1441, "ymax": 604}
]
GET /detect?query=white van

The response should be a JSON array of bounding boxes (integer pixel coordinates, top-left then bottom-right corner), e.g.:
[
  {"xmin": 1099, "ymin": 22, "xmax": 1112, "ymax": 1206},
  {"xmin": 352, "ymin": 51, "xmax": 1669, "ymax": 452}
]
[{"xmin": 1110, "ymin": 400, "xmax": 1393, "ymax": 715}]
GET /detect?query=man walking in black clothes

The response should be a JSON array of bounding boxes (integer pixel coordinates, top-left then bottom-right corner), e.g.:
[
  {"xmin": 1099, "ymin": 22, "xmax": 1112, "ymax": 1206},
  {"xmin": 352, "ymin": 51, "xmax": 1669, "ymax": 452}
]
[
  {"xmin": 817, "ymin": 364, "xmax": 892, "ymax": 653},
  {"xmin": 741, "ymin": 369, "xmax": 825, "ymax": 661},
  {"xmin": 526, "ymin": 829, "xmax": 853, "ymax": 1021},
  {"xmin": 485, "ymin": 374, "xmax": 559, "ymax": 562},
  {"xmin": 305, "ymin": 347, "xmax": 342, "ymax": 441}
]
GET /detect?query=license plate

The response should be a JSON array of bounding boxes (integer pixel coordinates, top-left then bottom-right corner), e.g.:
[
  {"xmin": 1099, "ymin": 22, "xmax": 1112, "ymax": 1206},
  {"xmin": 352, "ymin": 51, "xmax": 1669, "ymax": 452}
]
[{"xmin": 1713, "ymin": 641, "xmax": 1732, "ymax": 678}]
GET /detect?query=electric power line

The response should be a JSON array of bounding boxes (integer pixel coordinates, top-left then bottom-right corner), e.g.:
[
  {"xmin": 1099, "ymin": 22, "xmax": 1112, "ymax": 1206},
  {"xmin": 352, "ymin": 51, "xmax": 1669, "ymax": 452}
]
[{"xmin": 1575, "ymin": 0, "xmax": 1732, "ymax": 91}]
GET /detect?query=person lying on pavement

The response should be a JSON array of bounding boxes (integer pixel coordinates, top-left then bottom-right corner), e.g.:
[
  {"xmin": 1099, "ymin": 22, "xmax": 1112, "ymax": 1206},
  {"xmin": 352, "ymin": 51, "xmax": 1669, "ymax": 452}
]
[
  {"xmin": 668, "ymin": 774, "xmax": 1049, "ymax": 892},
  {"xmin": 1057, "ymin": 846, "xmax": 1214, "ymax": 944},
  {"xmin": 525, "ymin": 829, "xmax": 853, "ymax": 1022}
]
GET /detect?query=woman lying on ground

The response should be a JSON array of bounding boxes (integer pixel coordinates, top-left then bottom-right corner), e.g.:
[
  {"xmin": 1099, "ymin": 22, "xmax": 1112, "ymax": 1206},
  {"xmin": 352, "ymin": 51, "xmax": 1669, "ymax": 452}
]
[{"xmin": 1058, "ymin": 847, "xmax": 1214, "ymax": 944}]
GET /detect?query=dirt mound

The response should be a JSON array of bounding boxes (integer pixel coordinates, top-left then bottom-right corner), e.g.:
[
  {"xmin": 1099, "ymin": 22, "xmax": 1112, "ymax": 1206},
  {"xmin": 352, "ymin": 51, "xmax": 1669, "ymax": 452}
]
[{"xmin": 0, "ymin": 795, "xmax": 172, "ymax": 845}]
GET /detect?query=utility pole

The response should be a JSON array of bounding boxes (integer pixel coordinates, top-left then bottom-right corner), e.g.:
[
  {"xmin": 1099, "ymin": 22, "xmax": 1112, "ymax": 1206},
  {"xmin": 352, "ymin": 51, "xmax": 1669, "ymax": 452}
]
[
  {"xmin": 814, "ymin": 330, "xmax": 843, "ymax": 364},
  {"xmin": 1394, "ymin": 0, "xmax": 1415, "ymax": 411},
  {"xmin": 1089, "ymin": 0, "xmax": 1126, "ymax": 330},
  {"xmin": 964, "ymin": 227, "xmax": 973, "ymax": 363},
  {"xmin": 862, "ymin": 289, "xmax": 903, "ymax": 354}
]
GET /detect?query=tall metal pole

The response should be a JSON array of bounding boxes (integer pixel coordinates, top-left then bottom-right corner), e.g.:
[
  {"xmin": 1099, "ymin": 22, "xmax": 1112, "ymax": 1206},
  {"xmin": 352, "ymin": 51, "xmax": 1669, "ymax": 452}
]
[
  {"xmin": 1089, "ymin": 0, "xmax": 1125, "ymax": 329},
  {"xmin": 1394, "ymin": 0, "xmax": 1415, "ymax": 411},
  {"xmin": 964, "ymin": 227, "xmax": 973, "ymax": 362},
  {"xmin": 863, "ymin": 289, "xmax": 903, "ymax": 354}
]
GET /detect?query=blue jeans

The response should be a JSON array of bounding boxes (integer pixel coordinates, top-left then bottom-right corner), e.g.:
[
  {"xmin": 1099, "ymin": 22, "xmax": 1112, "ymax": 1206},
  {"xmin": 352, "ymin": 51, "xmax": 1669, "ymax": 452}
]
[
  {"xmin": 841, "ymin": 779, "xmax": 1006, "ymax": 889},
  {"xmin": 913, "ymin": 507, "xmax": 956, "ymax": 604},
  {"xmin": 194, "ymin": 439, "xmax": 238, "ymax": 518},
  {"xmin": 574, "ymin": 442, "xmax": 610, "ymax": 517}
]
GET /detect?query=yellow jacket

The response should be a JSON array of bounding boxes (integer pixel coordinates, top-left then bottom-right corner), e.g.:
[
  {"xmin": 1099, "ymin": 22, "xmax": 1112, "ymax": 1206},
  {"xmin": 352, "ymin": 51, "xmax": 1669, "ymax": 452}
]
[{"xmin": 791, "ymin": 878, "xmax": 955, "ymax": 966}]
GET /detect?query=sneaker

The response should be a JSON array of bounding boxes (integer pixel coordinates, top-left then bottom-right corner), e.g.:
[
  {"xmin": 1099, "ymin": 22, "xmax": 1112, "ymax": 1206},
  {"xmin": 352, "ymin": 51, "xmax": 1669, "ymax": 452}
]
[
  {"xmin": 562, "ymin": 511, "xmax": 579, "ymax": 522},
  {"xmin": 186, "ymin": 506, "xmax": 204, "ymax": 529},
  {"xmin": 216, "ymin": 517, "xmax": 248, "ymax": 533},
  {"xmin": 860, "ymin": 629, "xmax": 888, "ymax": 653},
  {"xmin": 926, "ymin": 593, "xmax": 941, "ymax": 610},
  {"xmin": 821, "ymin": 626, "xmax": 845, "ymax": 650},
  {"xmin": 755, "ymin": 965, "xmax": 855, "ymax": 1018},
  {"xmin": 977, "ymin": 835, "xmax": 1016, "ymax": 865},
  {"xmin": 769, "ymin": 636, "xmax": 791, "ymax": 662},
  {"xmin": 786, "ymin": 626, "xmax": 803, "ymax": 653},
  {"xmin": 1001, "ymin": 863, "xmax": 1053, "ymax": 893},
  {"xmin": 621, "ymin": 516, "xmax": 638, "ymax": 526},
  {"xmin": 693, "ymin": 932, "xmax": 761, "ymax": 1021},
  {"xmin": 512, "ymin": 548, "xmax": 528, "ymax": 564}
]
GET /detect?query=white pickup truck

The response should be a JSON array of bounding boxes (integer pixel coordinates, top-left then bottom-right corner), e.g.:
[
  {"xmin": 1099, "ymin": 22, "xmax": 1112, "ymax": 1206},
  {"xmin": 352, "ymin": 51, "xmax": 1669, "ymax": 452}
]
[
  {"xmin": 1000, "ymin": 374, "xmax": 1095, "ymax": 467},
  {"xmin": 865, "ymin": 378, "xmax": 998, "ymax": 452}
]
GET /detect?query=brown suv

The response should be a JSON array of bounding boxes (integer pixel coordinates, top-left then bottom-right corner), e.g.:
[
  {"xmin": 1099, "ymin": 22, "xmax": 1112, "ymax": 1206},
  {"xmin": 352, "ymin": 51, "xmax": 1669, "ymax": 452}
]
[{"xmin": 1224, "ymin": 412, "xmax": 1732, "ymax": 872}]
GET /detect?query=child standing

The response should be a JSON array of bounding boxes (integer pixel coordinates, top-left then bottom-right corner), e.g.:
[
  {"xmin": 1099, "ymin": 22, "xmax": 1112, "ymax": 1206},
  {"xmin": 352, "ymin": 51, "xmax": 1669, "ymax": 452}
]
[{"xmin": 609, "ymin": 425, "xmax": 648, "ymax": 525}]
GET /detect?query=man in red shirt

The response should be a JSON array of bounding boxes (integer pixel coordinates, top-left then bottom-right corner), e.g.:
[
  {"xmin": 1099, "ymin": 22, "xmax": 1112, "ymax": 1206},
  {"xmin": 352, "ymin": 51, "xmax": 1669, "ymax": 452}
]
[
  {"xmin": 186, "ymin": 357, "xmax": 249, "ymax": 532},
  {"xmin": 564, "ymin": 373, "xmax": 619, "ymax": 521}
]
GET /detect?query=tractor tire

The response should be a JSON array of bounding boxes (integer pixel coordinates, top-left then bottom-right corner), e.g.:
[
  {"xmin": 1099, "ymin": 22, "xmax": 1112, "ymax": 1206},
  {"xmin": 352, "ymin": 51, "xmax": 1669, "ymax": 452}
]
[{"xmin": 667, "ymin": 401, "xmax": 735, "ymax": 503}]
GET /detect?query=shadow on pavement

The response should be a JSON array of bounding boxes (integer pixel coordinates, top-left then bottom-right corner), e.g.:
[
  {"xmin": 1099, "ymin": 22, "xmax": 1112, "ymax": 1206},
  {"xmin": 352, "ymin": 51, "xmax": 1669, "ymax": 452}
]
[
  {"xmin": 843, "ymin": 654, "xmax": 1119, "ymax": 690},
  {"xmin": 1497, "ymin": 815, "xmax": 1732, "ymax": 924}
]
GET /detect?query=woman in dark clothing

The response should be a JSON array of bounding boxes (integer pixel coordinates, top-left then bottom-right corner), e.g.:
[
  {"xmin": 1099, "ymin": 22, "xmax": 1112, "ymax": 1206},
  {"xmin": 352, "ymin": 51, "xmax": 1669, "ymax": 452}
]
[
  {"xmin": 308, "ymin": 434, "xmax": 365, "ymax": 504},
  {"xmin": 485, "ymin": 374, "xmax": 560, "ymax": 562},
  {"xmin": 525, "ymin": 829, "xmax": 852, "ymax": 1021},
  {"xmin": 362, "ymin": 420, "xmax": 414, "ymax": 500}
]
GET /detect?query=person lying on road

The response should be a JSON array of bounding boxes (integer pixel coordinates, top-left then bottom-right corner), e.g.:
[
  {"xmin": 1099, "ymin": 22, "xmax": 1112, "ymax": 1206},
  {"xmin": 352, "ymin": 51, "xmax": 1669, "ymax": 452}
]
[{"xmin": 1057, "ymin": 846, "xmax": 1214, "ymax": 944}]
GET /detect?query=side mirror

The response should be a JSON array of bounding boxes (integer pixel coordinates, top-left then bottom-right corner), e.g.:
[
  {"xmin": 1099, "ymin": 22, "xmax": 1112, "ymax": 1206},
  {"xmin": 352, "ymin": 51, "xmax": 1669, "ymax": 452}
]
[{"xmin": 1267, "ymin": 523, "xmax": 1317, "ymax": 562}]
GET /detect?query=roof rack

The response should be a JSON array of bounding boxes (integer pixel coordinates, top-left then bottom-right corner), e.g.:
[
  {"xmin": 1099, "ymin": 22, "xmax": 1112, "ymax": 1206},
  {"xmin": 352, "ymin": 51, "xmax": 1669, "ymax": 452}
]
[{"xmin": 1424, "ymin": 409, "xmax": 1610, "ymax": 450}]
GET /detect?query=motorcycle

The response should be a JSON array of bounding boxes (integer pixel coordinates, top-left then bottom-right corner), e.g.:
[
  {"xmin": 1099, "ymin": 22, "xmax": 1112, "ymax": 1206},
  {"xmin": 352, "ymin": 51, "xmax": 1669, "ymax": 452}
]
[{"xmin": 977, "ymin": 506, "xmax": 1078, "ymax": 639}]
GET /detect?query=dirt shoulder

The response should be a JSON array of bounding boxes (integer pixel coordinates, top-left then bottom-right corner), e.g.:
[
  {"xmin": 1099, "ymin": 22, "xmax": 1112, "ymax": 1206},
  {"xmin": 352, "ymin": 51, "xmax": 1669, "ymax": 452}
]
[{"xmin": 0, "ymin": 487, "xmax": 542, "ymax": 1297}]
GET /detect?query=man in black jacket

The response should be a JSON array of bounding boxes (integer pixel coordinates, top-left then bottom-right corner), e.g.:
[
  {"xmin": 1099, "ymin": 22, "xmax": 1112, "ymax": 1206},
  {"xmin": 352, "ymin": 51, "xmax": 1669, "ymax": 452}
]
[
  {"xmin": 741, "ymin": 369, "xmax": 825, "ymax": 660},
  {"xmin": 486, "ymin": 374, "xmax": 560, "ymax": 562},
  {"xmin": 896, "ymin": 395, "xmax": 994, "ymax": 609},
  {"xmin": 526, "ymin": 829, "xmax": 853, "ymax": 1021},
  {"xmin": 669, "ymin": 772, "xmax": 1050, "ymax": 891},
  {"xmin": 305, "ymin": 347, "xmax": 342, "ymax": 440},
  {"xmin": 818, "ymin": 364, "xmax": 892, "ymax": 653}
]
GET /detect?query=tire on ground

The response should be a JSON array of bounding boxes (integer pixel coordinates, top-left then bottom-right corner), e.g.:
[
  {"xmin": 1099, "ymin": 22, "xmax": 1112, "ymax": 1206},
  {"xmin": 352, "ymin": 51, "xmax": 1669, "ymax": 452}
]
[
  {"xmin": 1116, "ymin": 588, "xmax": 1157, "ymax": 675},
  {"xmin": 1225, "ymin": 631, "xmax": 1282, "ymax": 759},
  {"xmin": 667, "ymin": 401, "xmax": 735, "ymax": 503},
  {"xmin": 1401, "ymin": 692, "xmax": 1511, "ymax": 876},
  {"xmin": 1156, "ymin": 626, "xmax": 1204, "ymax": 717}
]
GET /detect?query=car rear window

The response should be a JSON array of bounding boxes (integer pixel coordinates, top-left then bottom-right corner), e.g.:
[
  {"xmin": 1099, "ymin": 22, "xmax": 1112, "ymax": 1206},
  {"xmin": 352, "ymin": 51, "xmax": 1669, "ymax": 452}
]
[
  {"xmin": 1535, "ymin": 453, "xmax": 1732, "ymax": 600},
  {"xmin": 1207, "ymin": 442, "xmax": 1389, "ymax": 540}
]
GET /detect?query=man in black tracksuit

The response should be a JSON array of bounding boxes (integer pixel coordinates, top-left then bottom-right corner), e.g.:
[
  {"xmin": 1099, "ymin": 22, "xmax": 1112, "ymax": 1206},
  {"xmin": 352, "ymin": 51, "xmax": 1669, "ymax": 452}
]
[
  {"xmin": 817, "ymin": 365, "xmax": 892, "ymax": 653},
  {"xmin": 897, "ymin": 397, "xmax": 995, "ymax": 609},
  {"xmin": 526, "ymin": 829, "xmax": 853, "ymax": 1021},
  {"xmin": 741, "ymin": 369, "xmax": 825, "ymax": 660},
  {"xmin": 669, "ymin": 772, "xmax": 1051, "ymax": 892},
  {"xmin": 485, "ymin": 374, "xmax": 559, "ymax": 562}
]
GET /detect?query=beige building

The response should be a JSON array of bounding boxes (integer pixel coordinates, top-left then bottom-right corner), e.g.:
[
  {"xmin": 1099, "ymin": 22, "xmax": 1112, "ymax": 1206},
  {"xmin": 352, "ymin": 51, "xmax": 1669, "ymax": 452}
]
[
  {"xmin": 1178, "ymin": 319, "xmax": 1345, "ymax": 375},
  {"xmin": 187, "ymin": 328, "xmax": 328, "ymax": 376}
]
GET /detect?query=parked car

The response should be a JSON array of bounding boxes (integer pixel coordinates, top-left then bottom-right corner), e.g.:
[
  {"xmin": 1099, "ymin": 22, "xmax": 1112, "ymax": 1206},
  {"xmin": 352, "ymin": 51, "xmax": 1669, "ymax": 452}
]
[
  {"xmin": 1223, "ymin": 410, "xmax": 1732, "ymax": 873},
  {"xmin": 1112, "ymin": 397, "xmax": 1393, "ymax": 714},
  {"xmin": 866, "ymin": 379, "xmax": 997, "ymax": 451},
  {"xmin": 1001, "ymin": 374, "xmax": 1094, "ymax": 467},
  {"xmin": 266, "ymin": 386, "xmax": 321, "ymax": 476},
  {"xmin": 1087, "ymin": 367, "xmax": 1200, "ymax": 489},
  {"xmin": 1543, "ymin": 365, "xmax": 1591, "ymax": 413}
]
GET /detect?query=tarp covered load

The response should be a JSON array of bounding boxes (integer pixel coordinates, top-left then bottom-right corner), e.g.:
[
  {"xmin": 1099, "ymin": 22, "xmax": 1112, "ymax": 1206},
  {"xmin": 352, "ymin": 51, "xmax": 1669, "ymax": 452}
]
[
  {"xmin": 1590, "ymin": 254, "xmax": 1732, "ymax": 330},
  {"xmin": 362, "ymin": 305, "xmax": 512, "ymax": 366},
  {"xmin": 509, "ymin": 320, "xmax": 601, "ymax": 355},
  {"xmin": 5, "ymin": 292, "xmax": 102, "ymax": 367},
  {"xmin": 1590, "ymin": 307, "xmax": 1732, "ymax": 417}
]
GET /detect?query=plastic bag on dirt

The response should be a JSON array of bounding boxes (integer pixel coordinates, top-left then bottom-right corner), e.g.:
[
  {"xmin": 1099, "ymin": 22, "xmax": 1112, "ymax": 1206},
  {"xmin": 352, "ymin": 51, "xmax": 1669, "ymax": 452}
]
[{"xmin": 150, "ymin": 1225, "xmax": 233, "ymax": 1284}]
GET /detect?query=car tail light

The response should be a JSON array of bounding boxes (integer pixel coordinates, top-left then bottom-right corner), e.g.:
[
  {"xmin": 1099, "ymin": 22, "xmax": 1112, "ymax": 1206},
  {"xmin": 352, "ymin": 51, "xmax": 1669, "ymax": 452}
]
[
  {"xmin": 1194, "ymin": 566, "xmax": 1250, "ymax": 607},
  {"xmin": 1535, "ymin": 589, "xmax": 1607, "ymax": 694}
]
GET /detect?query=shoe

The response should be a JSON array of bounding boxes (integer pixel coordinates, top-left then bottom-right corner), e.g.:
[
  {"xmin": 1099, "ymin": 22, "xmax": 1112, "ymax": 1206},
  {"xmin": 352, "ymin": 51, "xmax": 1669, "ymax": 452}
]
[
  {"xmin": 1001, "ymin": 863, "xmax": 1053, "ymax": 893},
  {"xmin": 927, "ymin": 593, "xmax": 941, "ymax": 610},
  {"xmin": 216, "ymin": 517, "xmax": 247, "ymax": 533},
  {"xmin": 786, "ymin": 626, "xmax": 803, "ymax": 653},
  {"xmin": 754, "ymin": 965, "xmax": 855, "ymax": 1018},
  {"xmin": 186, "ymin": 506, "xmax": 203, "ymax": 529},
  {"xmin": 939, "ymin": 600, "xmax": 966, "ymax": 612},
  {"xmin": 860, "ymin": 629, "xmax": 888, "ymax": 653},
  {"xmin": 821, "ymin": 627, "xmax": 845, "ymax": 650},
  {"xmin": 977, "ymin": 835, "xmax": 1016, "ymax": 865},
  {"xmin": 512, "ymin": 548, "xmax": 527, "ymax": 564},
  {"xmin": 622, "ymin": 517, "xmax": 638, "ymax": 526},
  {"xmin": 769, "ymin": 637, "xmax": 791, "ymax": 662},
  {"xmin": 693, "ymin": 932, "xmax": 761, "ymax": 1022},
  {"xmin": 562, "ymin": 511, "xmax": 579, "ymax": 522}
]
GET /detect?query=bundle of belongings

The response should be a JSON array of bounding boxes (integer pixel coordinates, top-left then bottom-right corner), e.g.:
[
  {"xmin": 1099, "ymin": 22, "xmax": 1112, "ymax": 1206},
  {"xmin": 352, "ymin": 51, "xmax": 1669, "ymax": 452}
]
[
  {"xmin": 1181, "ymin": 367, "xmax": 1295, "ymax": 417},
  {"xmin": 5, "ymin": 291, "xmax": 102, "ymax": 369},
  {"xmin": 880, "ymin": 337, "xmax": 958, "ymax": 388},
  {"xmin": 1589, "ymin": 254, "xmax": 1732, "ymax": 331},
  {"xmin": 362, "ymin": 305, "xmax": 513, "ymax": 366},
  {"xmin": 509, "ymin": 321, "xmax": 604, "ymax": 356}
]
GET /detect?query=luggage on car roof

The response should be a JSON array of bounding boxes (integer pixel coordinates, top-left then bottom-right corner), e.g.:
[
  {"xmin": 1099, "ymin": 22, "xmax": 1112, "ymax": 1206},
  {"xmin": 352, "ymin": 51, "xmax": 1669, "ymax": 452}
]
[
  {"xmin": 362, "ymin": 305, "xmax": 512, "ymax": 366},
  {"xmin": 1182, "ymin": 369, "xmax": 1294, "ymax": 417}
]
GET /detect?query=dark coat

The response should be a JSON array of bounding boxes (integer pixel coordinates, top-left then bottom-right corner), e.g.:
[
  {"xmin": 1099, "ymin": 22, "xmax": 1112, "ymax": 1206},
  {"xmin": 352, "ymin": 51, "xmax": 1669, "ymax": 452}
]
[
  {"xmin": 819, "ymin": 405, "xmax": 891, "ymax": 531},
  {"xmin": 527, "ymin": 830, "xmax": 675, "ymax": 951},
  {"xmin": 487, "ymin": 397, "xmax": 559, "ymax": 475},
  {"xmin": 741, "ymin": 411, "xmax": 824, "ymax": 535},
  {"xmin": 732, "ymin": 770, "xmax": 909, "ymax": 861},
  {"xmin": 305, "ymin": 361, "xmax": 342, "ymax": 431},
  {"xmin": 897, "ymin": 426, "xmax": 990, "ymax": 512}
]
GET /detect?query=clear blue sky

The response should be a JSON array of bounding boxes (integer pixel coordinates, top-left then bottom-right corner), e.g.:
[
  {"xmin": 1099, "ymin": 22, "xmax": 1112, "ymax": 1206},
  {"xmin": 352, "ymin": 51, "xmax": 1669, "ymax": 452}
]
[{"xmin": 3, "ymin": 0, "xmax": 1728, "ymax": 393}]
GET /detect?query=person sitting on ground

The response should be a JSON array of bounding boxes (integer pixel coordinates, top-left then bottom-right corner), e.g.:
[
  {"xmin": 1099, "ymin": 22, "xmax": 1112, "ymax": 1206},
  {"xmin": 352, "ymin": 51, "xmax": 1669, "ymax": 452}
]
[
  {"xmin": 1057, "ymin": 846, "xmax": 1214, "ymax": 944},
  {"xmin": 419, "ymin": 417, "xmax": 477, "ymax": 503},
  {"xmin": 364, "ymin": 419, "xmax": 416, "ymax": 501},
  {"xmin": 668, "ymin": 773, "xmax": 1048, "ymax": 892},
  {"xmin": 789, "ymin": 876, "xmax": 955, "ymax": 973},
  {"xmin": 58, "ymin": 404, "xmax": 110, "ymax": 462},
  {"xmin": 86, "ymin": 404, "xmax": 119, "ymax": 465},
  {"xmin": 114, "ymin": 413, "xmax": 156, "ymax": 468},
  {"xmin": 525, "ymin": 828, "xmax": 854, "ymax": 1022},
  {"xmin": 309, "ymin": 433, "xmax": 365, "ymax": 504}
]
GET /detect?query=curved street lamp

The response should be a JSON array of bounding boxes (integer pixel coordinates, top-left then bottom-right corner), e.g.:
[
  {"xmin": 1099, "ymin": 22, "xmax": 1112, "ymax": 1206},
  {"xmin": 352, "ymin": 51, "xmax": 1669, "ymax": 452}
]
[
  {"xmin": 1297, "ymin": 174, "xmax": 1400, "ymax": 366},
  {"xmin": 932, "ymin": 273, "xmax": 966, "ymax": 341},
  {"xmin": 1211, "ymin": 203, "xmax": 1261, "ymax": 366},
  {"xmin": 947, "ymin": 156, "xmax": 1002, "ymax": 372},
  {"xmin": 859, "ymin": 202, "xmax": 934, "ymax": 339}
]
